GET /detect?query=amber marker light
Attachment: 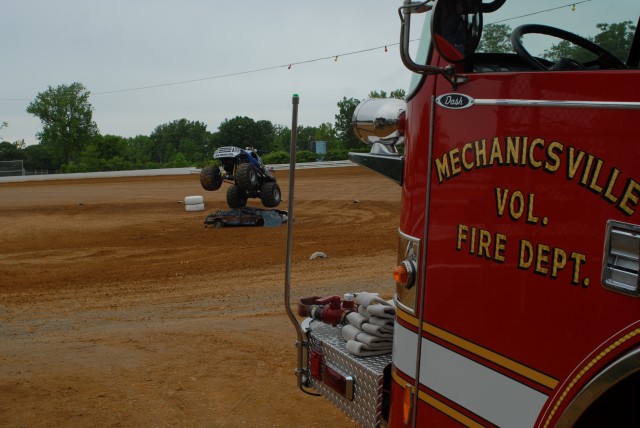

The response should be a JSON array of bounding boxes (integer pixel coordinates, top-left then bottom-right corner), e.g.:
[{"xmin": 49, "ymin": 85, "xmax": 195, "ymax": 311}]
[
  {"xmin": 393, "ymin": 264, "xmax": 409, "ymax": 285},
  {"xmin": 393, "ymin": 260, "xmax": 415, "ymax": 288},
  {"xmin": 403, "ymin": 384, "xmax": 414, "ymax": 425}
]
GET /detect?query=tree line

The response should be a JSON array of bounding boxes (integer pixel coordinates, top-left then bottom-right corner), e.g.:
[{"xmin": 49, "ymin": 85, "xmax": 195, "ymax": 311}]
[
  {"xmin": 3, "ymin": 20, "xmax": 632, "ymax": 174},
  {"xmin": 0, "ymin": 86, "xmax": 403, "ymax": 174}
]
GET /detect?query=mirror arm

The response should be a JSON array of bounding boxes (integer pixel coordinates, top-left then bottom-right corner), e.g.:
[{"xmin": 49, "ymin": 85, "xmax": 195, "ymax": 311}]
[
  {"xmin": 398, "ymin": 2, "xmax": 470, "ymax": 90},
  {"xmin": 398, "ymin": 4, "xmax": 442, "ymax": 75},
  {"xmin": 442, "ymin": 65, "xmax": 470, "ymax": 90}
]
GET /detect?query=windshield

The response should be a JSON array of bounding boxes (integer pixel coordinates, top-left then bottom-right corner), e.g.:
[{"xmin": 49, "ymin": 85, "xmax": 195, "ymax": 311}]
[
  {"xmin": 408, "ymin": 11, "xmax": 433, "ymax": 94},
  {"xmin": 477, "ymin": 0, "xmax": 638, "ymax": 64},
  {"xmin": 405, "ymin": 0, "xmax": 638, "ymax": 84}
]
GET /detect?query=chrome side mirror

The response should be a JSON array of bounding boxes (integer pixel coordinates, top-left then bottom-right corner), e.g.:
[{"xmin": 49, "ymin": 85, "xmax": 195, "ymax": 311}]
[
  {"xmin": 349, "ymin": 98, "xmax": 406, "ymax": 185},
  {"xmin": 352, "ymin": 98, "xmax": 406, "ymax": 152}
]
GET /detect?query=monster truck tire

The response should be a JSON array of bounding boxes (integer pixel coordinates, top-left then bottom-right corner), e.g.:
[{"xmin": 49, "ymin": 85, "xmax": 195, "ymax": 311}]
[
  {"xmin": 200, "ymin": 165, "xmax": 223, "ymax": 191},
  {"xmin": 236, "ymin": 163, "xmax": 259, "ymax": 190},
  {"xmin": 260, "ymin": 182, "xmax": 281, "ymax": 208},
  {"xmin": 227, "ymin": 185, "xmax": 248, "ymax": 208}
]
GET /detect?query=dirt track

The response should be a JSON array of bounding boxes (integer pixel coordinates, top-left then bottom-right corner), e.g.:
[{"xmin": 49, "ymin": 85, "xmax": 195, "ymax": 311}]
[{"xmin": 0, "ymin": 167, "xmax": 401, "ymax": 427}]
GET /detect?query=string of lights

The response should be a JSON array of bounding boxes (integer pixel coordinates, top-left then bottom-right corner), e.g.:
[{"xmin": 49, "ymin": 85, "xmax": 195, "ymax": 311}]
[
  {"xmin": 490, "ymin": 0, "xmax": 592, "ymax": 24},
  {"xmin": 92, "ymin": 43, "xmax": 396, "ymax": 96},
  {"xmin": 0, "ymin": 0, "xmax": 590, "ymax": 101}
]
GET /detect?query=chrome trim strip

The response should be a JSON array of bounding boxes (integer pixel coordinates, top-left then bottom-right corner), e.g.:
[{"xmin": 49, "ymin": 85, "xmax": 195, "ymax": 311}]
[{"xmin": 472, "ymin": 99, "xmax": 640, "ymax": 110}]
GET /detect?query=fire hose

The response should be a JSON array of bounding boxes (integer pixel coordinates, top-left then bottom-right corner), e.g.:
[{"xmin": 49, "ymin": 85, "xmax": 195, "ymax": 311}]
[{"xmin": 297, "ymin": 295, "xmax": 355, "ymax": 327}]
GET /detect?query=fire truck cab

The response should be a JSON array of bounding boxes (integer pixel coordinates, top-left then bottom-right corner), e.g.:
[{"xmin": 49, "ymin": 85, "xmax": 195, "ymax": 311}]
[{"xmin": 287, "ymin": 1, "xmax": 639, "ymax": 426}]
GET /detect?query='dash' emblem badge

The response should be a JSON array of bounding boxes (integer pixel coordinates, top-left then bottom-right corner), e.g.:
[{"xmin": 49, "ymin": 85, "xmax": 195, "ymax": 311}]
[{"xmin": 436, "ymin": 93, "xmax": 474, "ymax": 109}]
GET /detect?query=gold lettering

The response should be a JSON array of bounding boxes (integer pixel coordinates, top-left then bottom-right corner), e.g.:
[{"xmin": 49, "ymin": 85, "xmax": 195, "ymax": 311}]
[
  {"xmin": 461, "ymin": 142, "xmax": 474, "ymax": 171},
  {"xmin": 495, "ymin": 233, "xmax": 507, "ymax": 263},
  {"xmin": 570, "ymin": 252, "xmax": 587, "ymax": 285},
  {"xmin": 469, "ymin": 226, "xmax": 477, "ymax": 254},
  {"xmin": 505, "ymin": 136, "xmax": 521, "ymax": 165},
  {"xmin": 435, "ymin": 156, "xmax": 451, "ymax": 183},
  {"xmin": 603, "ymin": 168, "xmax": 620, "ymax": 204},
  {"xmin": 478, "ymin": 230, "xmax": 492, "ymax": 259},
  {"xmin": 526, "ymin": 193, "xmax": 539, "ymax": 225},
  {"xmin": 551, "ymin": 248, "xmax": 567, "ymax": 279},
  {"xmin": 544, "ymin": 141, "xmax": 563, "ymax": 173},
  {"xmin": 509, "ymin": 190, "xmax": 525, "ymax": 220},
  {"xmin": 518, "ymin": 240, "xmax": 534, "ymax": 270},
  {"xmin": 580, "ymin": 154, "xmax": 595, "ymax": 186},
  {"xmin": 520, "ymin": 137, "xmax": 529, "ymax": 166},
  {"xmin": 456, "ymin": 224, "xmax": 468, "ymax": 250},
  {"xmin": 588, "ymin": 158, "xmax": 604, "ymax": 193},
  {"xmin": 535, "ymin": 244, "xmax": 550, "ymax": 275},
  {"xmin": 567, "ymin": 147, "xmax": 585, "ymax": 180},
  {"xmin": 495, "ymin": 188, "xmax": 508, "ymax": 217},
  {"xmin": 529, "ymin": 138, "xmax": 544, "ymax": 169},
  {"xmin": 449, "ymin": 148, "xmax": 462, "ymax": 176},
  {"xmin": 475, "ymin": 140, "xmax": 487, "ymax": 167},
  {"xmin": 489, "ymin": 137, "xmax": 504, "ymax": 165},
  {"xmin": 618, "ymin": 179, "xmax": 640, "ymax": 216}
]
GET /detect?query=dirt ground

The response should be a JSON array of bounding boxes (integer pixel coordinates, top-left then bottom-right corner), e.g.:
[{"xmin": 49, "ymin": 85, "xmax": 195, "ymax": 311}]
[{"xmin": 0, "ymin": 166, "xmax": 401, "ymax": 427}]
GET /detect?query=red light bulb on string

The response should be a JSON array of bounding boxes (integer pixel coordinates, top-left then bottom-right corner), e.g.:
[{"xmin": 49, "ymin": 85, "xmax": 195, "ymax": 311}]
[{"xmin": 385, "ymin": 46, "xmax": 388, "ymax": 52}]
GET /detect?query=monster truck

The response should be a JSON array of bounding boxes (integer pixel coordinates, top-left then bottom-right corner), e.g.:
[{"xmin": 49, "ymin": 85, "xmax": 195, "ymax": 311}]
[{"xmin": 199, "ymin": 146, "xmax": 281, "ymax": 209}]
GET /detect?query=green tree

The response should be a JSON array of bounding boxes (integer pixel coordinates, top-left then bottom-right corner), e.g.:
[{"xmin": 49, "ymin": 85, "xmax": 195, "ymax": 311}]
[
  {"xmin": 271, "ymin": 124, "xmax": 291, "ymax": 152},
  {"xmin": 296, "ymin": 126, "xmax": 318, "ymax": 151},
  {"xmin": 256, "ymin": 120, "xmax": 275, "ymax": 154},
  {"xmin": 92, "ymin": 134, "xmax": 128, "ymax": 160},
  {"xmin": 324, "ymin": 149, "xmax": 349, "ymax": 161},
  {"xmin": 125, "ymin": 135, "xmax": 155, "ymax": 166},
  {"xmin": 369, "ymin": 90, "xmax": 388, "ymax": 99},
  {"xmin": 74, "ymin": 144, "xmax": 105, "ymax": 172},
  {"xmin": 543, "ymin": 21, "xmax": 636, "ymax": 63},
  {"xmin": 310, "ymin": 122, "xmax": 338, "ymax": 153},
  {"xmin": 216, "ymin": 116, "xmax": 273, "ymax": 155},
  {"xmin": 26, "ymin": 82, "xmax": 98, "ymax": 164},
  {"xmin": 0, "ymin": 121, "xmax": 7, "ymax": 141},
  {"xmin": 261, "ymin": 150, "xmax": 289, "ymax": 165},
  {"xmin": 477, "ymin": 23, "xmax": 513, "ymax": 53},
  {"xmin": 150, "ymin": 118, "xmax": 210, "ymax": 164},
  {"xmin": 0, "ymin": 141, "xmax": 23, "ymax": 161},
  {"xmin": 166, "ymin": 152, "xmax": 190, "ymax": 167},
  {"xmin": 314, "ymin": 122, "xmax": 335, "ymax": 141},
  {"xmin": 593, "ymin": 21, "xmax": 636, "ymax": 61},
  {"xmin": 296, "ymin": 150, "xmax": 317, "ymax": 163},
  {"xmin": 23, "ymin": 144, "xmax": 56, "ymax": 172},
  {"xmin": 334, "ymin": 97, "xmax": 361, "ymax": 150},
  {"xmin": 369, "ymin": 89, "xmax": 406, "ymax": 99}
]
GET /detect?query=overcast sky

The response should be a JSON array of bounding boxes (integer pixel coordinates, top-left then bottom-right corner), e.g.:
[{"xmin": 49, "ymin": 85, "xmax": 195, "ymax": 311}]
[
  {"xmin": 1, "ymin": 0, "xmax": 411, "ymax": 145},
  {"xmin": 1, "ymin": 0, "xmax": 638, "ymax": 146}
]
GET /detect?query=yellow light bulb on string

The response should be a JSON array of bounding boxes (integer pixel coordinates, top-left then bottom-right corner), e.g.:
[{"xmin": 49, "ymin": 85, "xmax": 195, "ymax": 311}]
[
  {"xmin": 334, "ymin": 56, "xmax": 338, "ymax": 62},
  {"xmin": 572, "ymin": 4, "xmax": 575, "ymax": 11}
]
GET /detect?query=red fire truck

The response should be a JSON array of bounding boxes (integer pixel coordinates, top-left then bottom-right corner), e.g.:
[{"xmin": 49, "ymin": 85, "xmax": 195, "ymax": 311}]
[{"xmin": 285, "ymin": 1, "xmax": 639, "ymax": 426}]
